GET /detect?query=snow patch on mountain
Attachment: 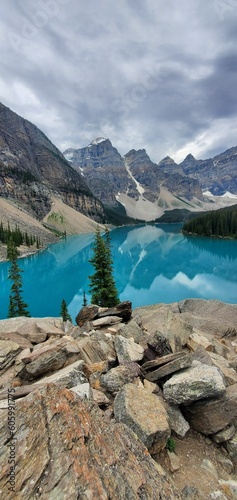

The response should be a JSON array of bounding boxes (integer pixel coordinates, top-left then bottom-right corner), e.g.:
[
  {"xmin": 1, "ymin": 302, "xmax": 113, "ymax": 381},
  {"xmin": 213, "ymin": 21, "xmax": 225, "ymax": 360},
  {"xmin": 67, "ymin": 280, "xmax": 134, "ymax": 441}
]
[
  {"xmin": 124, "ymin": 159, "xmax": 144, "ymax": 195},
  {"xmin": 88, "ymin": 137, "xmax": 107, "ymax": 146}
]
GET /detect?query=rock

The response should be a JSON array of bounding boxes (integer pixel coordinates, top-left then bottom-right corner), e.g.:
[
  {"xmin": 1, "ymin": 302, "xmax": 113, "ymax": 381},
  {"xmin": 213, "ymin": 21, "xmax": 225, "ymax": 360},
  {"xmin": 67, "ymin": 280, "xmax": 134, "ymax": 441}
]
[
  {"xmin": 0, "ymin": 332, "xmax": 33, "ymax": 350},
  {"xmin": 209, "ymin": 491, "xmax": 228, "ymax": 500},
  {"xmin": 217, "ymin": 456, "xmax": 234, "ymax": 474},
  {"xmin": 91, "ymin": 316, "xmax": 122, "ymax": 327},
  {"xmin": 218, "ymin": 480, "xmax": 237, "ymax": 498},
  {"xmin": 146, "ymin": 331, "xmax": 173, "ymax": 357},
  {"xmin": 0, "ymin": 317, "xmax": 64, "ymax": 344},
  {"xmin": 33, "ymin": 359, "xmax": 86, "ymax": 388},
  {"xmin": 192, "ymin": 346, "xmax": 213, "ymax": 365},
  {"xmin": 209, "ymin": 352, "xmax": 237, "ymax": 386},
  {"xmin": 183, "ymin": 384, "xmax": 237, "ymax": 435},
  {"xmin": 100, "ymin": 363, "xmax": 141, "ymax": 395},
  {"xmin": 163, "ymin": 362, "xmax": 226, "ymax": 405},
  {"xmin": 75, "ymin": 304, "xmax": 99, "ymax": 327},
  {"xmin": 97, "ymin": 301, "xmax": 132, "ymax": 322},
  {"xmin": 187, "ymin": 330, "xmax": 213, "ymax": 352},
  {"xmin": 91, "ymin": 389, "xmax": 110, "ymax": 406},
  {"xmin": 142, "ymin": 353, "xmax": 193, "ymax": 382},
  {"xmin": 167, "ymin": 451, "xmax": 180, "ymax": 472},
  {"xmin": 117, "ymin": 319, "xmax": 144, "ymax": 343},
  {"xmin": 70, "ymin": 383, "xmax": 92, "ymax": 400},
  {"xmin": 0, "ymin": 385, "xmax": 181, "ymax": 499},
  {"xmin": 178, "ymin": 299, "xmax": 237, "ymax": 340},
  {"xmin": 114, "ymin": 335, "xmax": 144, "ymax": 363},
  {"xmin": 18, "ymin": 344, "xmax": 67, "ymax": 380},
  {"xmin": 201, "ymin": 459, "xmax": 219, "ymax": 479},
  {"xmin": 181, "ymin": 485, "xmax": 199, "ymax": 499},
  {"xmin": 212, "ymin": 425, "xmax": 236, "ymax": 443},
  {"xmin": 166, "ymin": 405, "xmax": 190, "ymax": 438},
  {"xmin": 82, "ymin": 361, "xmax": 108, "ymax": 379},
  {"xmin": 77, "ymin": 334, "xmax": 116, "ymax": 365},
  {"xmin": 114, "ymin": 384, "xmax": 170, "ymax": 454},
  {"xmin": 143, "ymin": 379, "xmax": 159, "ymax": 394},
  {"xmin": 0, "ymin": 340, "xmax": 21, "ymax": 372},
  {"xmin": 227, "ymin": 432, "xmax": 237, "ymax": 462}
]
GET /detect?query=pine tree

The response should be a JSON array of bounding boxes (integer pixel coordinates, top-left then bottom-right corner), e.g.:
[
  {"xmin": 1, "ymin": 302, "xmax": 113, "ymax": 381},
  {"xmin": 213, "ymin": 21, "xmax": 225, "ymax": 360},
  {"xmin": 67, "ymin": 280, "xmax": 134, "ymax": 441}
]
[
  {"xmin": 89, "ymin": 226, "xmax": 119, "ymax": 307},
  {"xmin": 60, "ymin": 299, "xmax": 72, "ymax": 322},
  {"xmin": 82, "ymin": 291, "xmax": 87, "ymax": 307},
  {"xmin": 8, "ymin": 242, "xmax": 30, "ymax": 318}
]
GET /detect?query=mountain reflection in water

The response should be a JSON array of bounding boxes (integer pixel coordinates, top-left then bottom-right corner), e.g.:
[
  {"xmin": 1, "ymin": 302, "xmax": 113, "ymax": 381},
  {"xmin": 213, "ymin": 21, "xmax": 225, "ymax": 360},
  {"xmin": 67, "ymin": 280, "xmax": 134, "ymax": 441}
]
[{"xmin": 0, "ymin": 223, "xmax": 236, "ymax": 321}]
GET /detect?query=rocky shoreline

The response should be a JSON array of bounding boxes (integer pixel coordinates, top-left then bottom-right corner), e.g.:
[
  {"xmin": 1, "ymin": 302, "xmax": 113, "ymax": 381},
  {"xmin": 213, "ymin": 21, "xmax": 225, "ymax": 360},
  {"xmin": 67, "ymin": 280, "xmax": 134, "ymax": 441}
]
[{"xmin": 0, "ymin": 299, "xmax": 237, "ymax": 499}]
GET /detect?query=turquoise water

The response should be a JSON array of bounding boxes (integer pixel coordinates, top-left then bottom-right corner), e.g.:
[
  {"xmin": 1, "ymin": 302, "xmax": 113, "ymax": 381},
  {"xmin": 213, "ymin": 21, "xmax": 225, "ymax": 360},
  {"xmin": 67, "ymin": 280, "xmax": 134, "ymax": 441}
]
[{"xmin": 0, "ymin": 223, "xmax": 237, "ymax": 321}]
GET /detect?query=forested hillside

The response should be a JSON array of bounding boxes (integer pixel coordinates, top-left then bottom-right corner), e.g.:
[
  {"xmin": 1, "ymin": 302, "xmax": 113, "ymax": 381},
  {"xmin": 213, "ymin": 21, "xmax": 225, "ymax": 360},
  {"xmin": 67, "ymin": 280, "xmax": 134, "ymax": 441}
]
[{"xmin": 182, "ymin": 205, "xmax": 237, "ymax": 238}]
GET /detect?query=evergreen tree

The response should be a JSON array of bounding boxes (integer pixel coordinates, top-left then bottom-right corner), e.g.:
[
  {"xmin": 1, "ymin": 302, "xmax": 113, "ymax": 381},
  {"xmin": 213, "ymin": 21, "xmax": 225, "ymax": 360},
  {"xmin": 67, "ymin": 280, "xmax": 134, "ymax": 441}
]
[
  {"xmin": 8, "ymin": 242, "xmax": 30, "ymax": 318},
  {"xmin": 89, "ymin": 226, "xmax": 119, "ymax": 307},
  {"xmin": 60, "ymin": 299, "xmax": 72, "ymax": 322},
  {"xmin": 82, "ymin": 291, "xmax": 87, "ymax": 307}
]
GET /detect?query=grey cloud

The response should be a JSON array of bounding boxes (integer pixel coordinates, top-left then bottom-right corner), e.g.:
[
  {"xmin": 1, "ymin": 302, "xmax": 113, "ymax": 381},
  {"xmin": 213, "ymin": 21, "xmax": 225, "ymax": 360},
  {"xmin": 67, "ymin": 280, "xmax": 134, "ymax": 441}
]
[{"xmin": 0, "ymin": 0, "xmax": 237, "ymax": 162}]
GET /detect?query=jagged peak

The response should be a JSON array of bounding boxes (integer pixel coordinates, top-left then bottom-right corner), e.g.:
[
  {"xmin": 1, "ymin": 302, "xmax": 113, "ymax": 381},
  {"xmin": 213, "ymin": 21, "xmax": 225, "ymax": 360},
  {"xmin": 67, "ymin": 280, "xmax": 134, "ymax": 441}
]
[
  {"xmin": 88, "ymin": 137, "xmax": 108, "ymax": 147},
  {"xmin": 159, "ymin": 156, "xmax": 175, "ymax": 163}
]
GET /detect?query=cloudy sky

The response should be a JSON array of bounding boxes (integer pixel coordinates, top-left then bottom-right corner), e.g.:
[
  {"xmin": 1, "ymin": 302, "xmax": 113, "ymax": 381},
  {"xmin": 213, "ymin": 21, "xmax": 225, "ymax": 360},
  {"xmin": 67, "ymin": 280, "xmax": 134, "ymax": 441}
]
[{"xmin": 0, "ymin": 0, "xmax": 237, "ymax": 163}]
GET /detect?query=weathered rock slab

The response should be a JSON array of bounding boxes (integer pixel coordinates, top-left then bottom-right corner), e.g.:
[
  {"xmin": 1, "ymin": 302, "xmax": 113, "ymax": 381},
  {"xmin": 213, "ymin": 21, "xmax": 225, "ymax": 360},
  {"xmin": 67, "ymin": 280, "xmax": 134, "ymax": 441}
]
[
  {"xmin": 163, "ymin": 362, "xmax": 226, "ymax": 405},
  {"xmin": 142, "ymin": 353, "xmax": 193, "ymax": 382},
  {"xmin": 0, "ymin": 384, "xmax": 181, "ymax": 499},
  {"xmin": 77, "ymin": 334, "xmax": 116, "ymax": 365},
  {"xmin": 212, "ymin": 425, "xmax": 236, "ymax": 444},
  {"xmin": 114, "ymin": 383, "xmax": 170, "ymax": 454},
  {"xmin": 100, "ymin": 363, "xmax": 141, "ymax": 395},
  {"xmin": 166, "ymin": 405, "xmax": 190, "ymax": 438},
  {"xmin": 114, "ymin": 335, "xmax": 144, "ymax": 363},
  {"xmin": 183, "ymin": 384, "xmax": 237, "ymax": 435},
  {"xmin": 0, "ymin": 340, "xmax": 21, "ymax": 372}
]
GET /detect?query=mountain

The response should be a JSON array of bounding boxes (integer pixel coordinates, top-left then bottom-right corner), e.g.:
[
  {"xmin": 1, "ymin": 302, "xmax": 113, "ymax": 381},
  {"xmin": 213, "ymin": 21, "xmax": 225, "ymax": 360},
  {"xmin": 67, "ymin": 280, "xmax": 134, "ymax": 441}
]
[
  {"xmin": 64, "ymin": 139, "xmax": 204, "ymax": 221},
  {"xmin": 0, "ymin": 103, "xmax": 104, "ymax": 222},
  {"xmin": 64, "ymin": 138, "xmax": 138, "ymax": 206},
  {"xmin": 64, "ymin": 138, "xmax": 237, "ymax": 221},
  {"xmin": 179, "ymin": 147, "xmax": 237, "ymax": 196}
]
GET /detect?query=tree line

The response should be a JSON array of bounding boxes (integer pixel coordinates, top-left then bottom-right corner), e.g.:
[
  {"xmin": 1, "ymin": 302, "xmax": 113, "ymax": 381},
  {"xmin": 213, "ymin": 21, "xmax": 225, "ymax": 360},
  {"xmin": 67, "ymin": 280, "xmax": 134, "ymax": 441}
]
[
  {"xmin": 182, "ymin": 205, "xmax": 237, "ymax": 238},
  {"xmin": 0, "ymin": 221, "xmax": 41, "ymax": 258},
  {"xmin": 6, "ymin": 226, "xmax": 119, "ymax": 321}
]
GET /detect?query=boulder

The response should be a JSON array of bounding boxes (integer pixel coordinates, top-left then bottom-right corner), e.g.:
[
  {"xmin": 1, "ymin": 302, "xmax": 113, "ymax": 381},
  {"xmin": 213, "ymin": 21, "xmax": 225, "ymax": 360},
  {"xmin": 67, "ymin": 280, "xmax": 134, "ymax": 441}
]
[
  {"xmin": 163, "ymin": 362, "xmax": 226, "ymax": 405},
  {"xmin": 218, "ymin": 480, "xmax": 237, "ymax": 498},
  {"xmin": 227, "ymin": 432, "xmax": 237, "ymax": 462},
  {"xmin": 114, "ymin": 384, "xmax": 170, "ymax": 454},
  {"xmin": 117, "ymin": 319, "xmax": 144, "ymax": 343},
  {"xmin": 91, "ymin": 316, "xmax": 122, "ymax": 327},
  {"xmin": 142, "ymin": 352, "xmax": 193, "ymax": 382},
  {"xmin": 0, "ymin": 317, "xmax": 64, "ymax": 344},
  {"xmin": 82, "ymin": 361, "xmax": 108, "ymax": 379},
  {"xmin": 183, "ymin": 384, "xmax": 237, "ymax": 435},
  {"xmin": 100, "ymin": 363, "xmax": 141, "ymax": 395},
  {"xmin": 70, "ymin": 383, "xmax": 92, "ymax": 400},
  {"xmin": 91, "ymin": 389, "xmax": 110, "ymax": 406},
  {"xmin": 0, "ymin": 385, "xmax": 181, "ymax": 499},
  {"xmin": 187, "ymin": 330, "xmax": 213, "ymax": 352},
  {"xmin": 166, "ymin": 405, "xmax": 190, "ymax": 438},
  {"xmin": 212, "ymin": 425, "xmax": 236, "ymax": 444},
  {"xmin": 18, "ymin": 344, "xmax": 67, "ymax": 380},
  {"xmin": 114, "ymin": 335, "xmax": 144, "ymax": 363},
  {"xmin": 97, "ymin": 301, "xmax": 132, "ymax": 322},
  {"xmin": 146, "ymin": 331, "xmax": 173, "ymax": 357},
  {"xmin": 201, "ymin": 459, "xmax": 218, "ymax": 479},
  {"xmin": 75, "ymin": 304, "xmax": 99, "ymax": 327},
  {"xmin": 209, "ymin": 352, "xmax": 237, "ymax": 386},
  {"xmin": 0, "ymin": 340, "xmax": 21, "ymax": 372},
  {"xmin": 77, "ymin": 334, "xmax": 116, "ymax": 365},
  {"xmin": 167, "ymin": 451, "xmax": 180, "ymax": 472}
]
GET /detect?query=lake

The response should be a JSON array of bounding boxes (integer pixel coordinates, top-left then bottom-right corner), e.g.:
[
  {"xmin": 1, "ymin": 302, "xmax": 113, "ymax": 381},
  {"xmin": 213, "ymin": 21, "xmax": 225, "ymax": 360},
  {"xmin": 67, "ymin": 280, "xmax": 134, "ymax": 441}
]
[{"xmin": 0, "ymin": 223, "xmax": 237, "ymax": 322}]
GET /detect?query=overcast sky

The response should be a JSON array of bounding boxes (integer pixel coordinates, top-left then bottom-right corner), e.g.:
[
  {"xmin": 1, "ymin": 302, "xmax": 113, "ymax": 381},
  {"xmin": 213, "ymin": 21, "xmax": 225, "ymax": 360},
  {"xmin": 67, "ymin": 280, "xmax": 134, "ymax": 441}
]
[{"xmin": 0, "ymin": 0, "xmax": 237, "ymax": 163}]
